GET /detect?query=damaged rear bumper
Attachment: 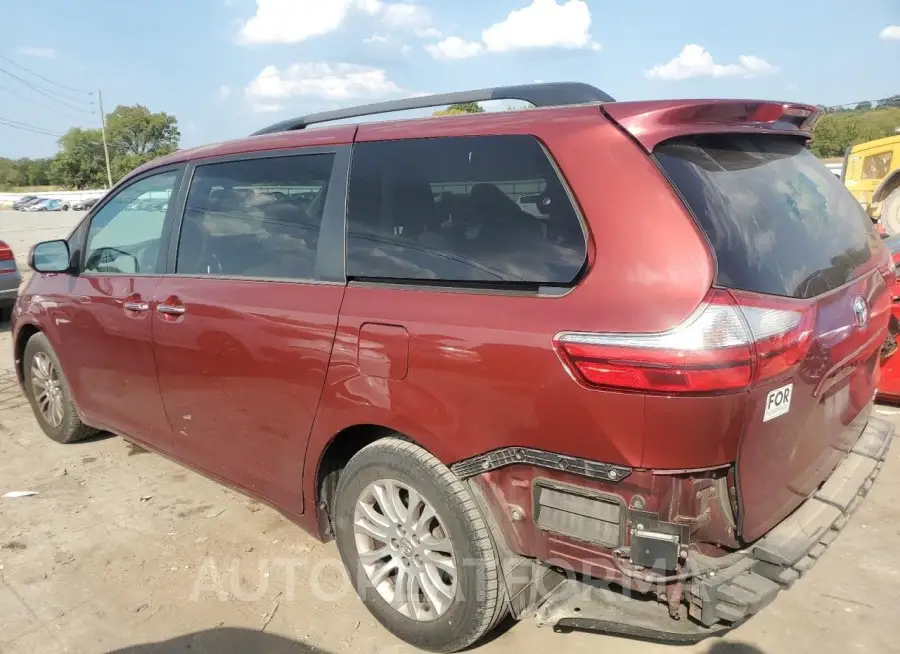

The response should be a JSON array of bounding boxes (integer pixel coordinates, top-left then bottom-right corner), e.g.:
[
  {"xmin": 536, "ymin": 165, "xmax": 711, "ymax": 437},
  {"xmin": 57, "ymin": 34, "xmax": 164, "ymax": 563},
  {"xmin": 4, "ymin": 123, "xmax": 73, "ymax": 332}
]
[{"xmin": 532, "ymin": 416, "xmax": 894, "ymax": 642}]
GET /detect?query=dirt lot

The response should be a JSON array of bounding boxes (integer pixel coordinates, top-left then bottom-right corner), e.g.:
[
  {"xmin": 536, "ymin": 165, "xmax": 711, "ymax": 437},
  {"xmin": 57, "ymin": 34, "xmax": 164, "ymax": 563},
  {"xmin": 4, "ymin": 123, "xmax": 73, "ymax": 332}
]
[{"xmin": 1, "ymin": 210, "xmax": 900, "ymax": 653}]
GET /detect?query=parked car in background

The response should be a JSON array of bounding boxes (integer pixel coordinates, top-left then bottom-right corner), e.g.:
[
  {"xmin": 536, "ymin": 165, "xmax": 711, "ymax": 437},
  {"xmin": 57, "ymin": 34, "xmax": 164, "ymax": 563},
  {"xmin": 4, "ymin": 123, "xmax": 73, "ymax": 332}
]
[
  {"xmin": 0, "ymin": 240, "xmax": 20, "ymax": 322},
  {"xmin": 12, "ymin": 82, "xmax": 895, "ymax": 652},
  {"xmin": 12, "ymin": 195, "xmax": 40, "ymax": 210},
  {"xmin": 73, "ymin": 197, "xmax": 99, "ymax": 211},
  {"xmin": 23, "ymin": 199, "xmax": 64, "ymax": 212},
  {"xmin": 21, "ymin": 199, "xmax": 50, "ymax": 212},
  {"xmin": 843, "ymin": 133, "xmax": 900, "ymax": 234}
]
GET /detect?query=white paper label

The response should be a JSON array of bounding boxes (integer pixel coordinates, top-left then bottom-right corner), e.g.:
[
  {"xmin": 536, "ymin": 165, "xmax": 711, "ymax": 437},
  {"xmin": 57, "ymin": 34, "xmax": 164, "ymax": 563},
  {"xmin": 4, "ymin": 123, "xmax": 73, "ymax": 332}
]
[{"xmin": 764, "ymin": 383, "xmax": 793, "ymax": 422}]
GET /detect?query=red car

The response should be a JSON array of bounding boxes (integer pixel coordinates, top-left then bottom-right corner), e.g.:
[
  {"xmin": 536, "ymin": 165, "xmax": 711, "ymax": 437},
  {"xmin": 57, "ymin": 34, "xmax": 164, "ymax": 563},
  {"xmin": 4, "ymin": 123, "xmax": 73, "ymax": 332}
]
[
  {"xmin": 0, "ymin": 239, "xmax": 21, "ymax": 322},
  {"xmin": 877, "ymin": 236, "xmax": 900, "ymax": 402},
  {"xmin": 11, "ymin": 83, "xmax": 894, "ymax": 651}
]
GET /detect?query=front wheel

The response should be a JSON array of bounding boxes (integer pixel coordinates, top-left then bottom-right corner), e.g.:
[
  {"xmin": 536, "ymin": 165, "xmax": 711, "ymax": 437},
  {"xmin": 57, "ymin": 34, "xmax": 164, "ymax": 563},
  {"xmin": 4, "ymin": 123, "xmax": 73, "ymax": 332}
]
[
  {"xmin": 23, "ymin": 333, "xmax": 97, "ymax": 444},
  {"xmin": 333, "ymin": 438, "xmax": 508, "ymax": 652}
]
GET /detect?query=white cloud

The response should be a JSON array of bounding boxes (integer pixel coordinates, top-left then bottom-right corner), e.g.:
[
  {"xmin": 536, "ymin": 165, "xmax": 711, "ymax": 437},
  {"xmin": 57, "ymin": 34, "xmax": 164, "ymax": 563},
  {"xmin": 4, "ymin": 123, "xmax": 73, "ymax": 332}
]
[
  {"xmin": 426, "ymin": 37, "xmax": 484, "ymax": 60},
  {"xmin": 237, "ymin": 0, "xmax": 385, "ymax": 44},
  {"xmin": 246, "ymin": 63, "xmax": 402, "ymax": 101},
  {"xmin": 645, "ymin": 45, "xmax": 778, "ymax": 81},
  {"xmin": 737, "ymin": 55, "xmax": 777, "ymax": 77},
  {"xmin": 415, "ymin": 27, "xmax": 442, "ymax": 39},
  {"xmin": 219, "ymin": 85, "xmax": 232, "ymax": 100},
  {"xmin": 17, "ymin": 46, "xmax": 56, "ymax": 58},
  {"xmin": 238, "ymin": 0, "xmax": 349, "ymax": 44},
  {"xmin": 357, "ymin": 0, "xmax": 383, "ymax": 14},
  {"xmin": 236, "ymin": 0, "xmax": 434, "ymax": 44},
  {"xmin": 401, "ymin": 45, "xmax": 413, "ymax": 56},
  {"xmin": 364, "ymin": 33, "xmax": 388, "ymax": 43},
  {"xmin": 427, "ymin": 0, "xmax": 598, "ymax": 61},
  {"xmin": 481, "ymin": 0, "xmax": 599, "ymax": 53},
  {"xmin": 381, "ymin": 2, "xmax": 430, "ymax": 27},
  {"xmin": 880, "ymin": 25, "xmax": 900, "ymax": 41}
]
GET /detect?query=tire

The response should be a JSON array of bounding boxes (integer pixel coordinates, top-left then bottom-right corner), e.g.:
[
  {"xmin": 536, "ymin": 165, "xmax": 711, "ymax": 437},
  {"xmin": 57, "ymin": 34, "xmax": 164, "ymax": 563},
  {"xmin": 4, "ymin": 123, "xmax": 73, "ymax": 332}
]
[
  {"xmin": 0, "ymin": 305, "xmax": 11, "ymax": 323},
  {"xmin": 22, "ymin": 332, "xmax": 97, "ymax": 444},
  {"xmin": 882, "ymin": 189, "xmax": 900, "ymax": 237},
  {"xmin": 333, "ymin": 438, "xmax": 508, "ymax": 652}
]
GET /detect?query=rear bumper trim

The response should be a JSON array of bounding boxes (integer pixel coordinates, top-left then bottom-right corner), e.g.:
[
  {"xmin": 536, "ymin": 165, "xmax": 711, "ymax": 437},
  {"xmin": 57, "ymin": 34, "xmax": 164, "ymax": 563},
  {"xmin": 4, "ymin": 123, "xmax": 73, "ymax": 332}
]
[
  {"xmin": 749, "ymin": 416, "xmax": 891, "ymax": 568},
  {"xmin": 698, "ymin": 415, "xmax": 892, "ymax": 627},
  {"xmin": 531, "ymin": 416, "xmax": 894, "ymax": 640},
  {"xmin": 535, "ymin": 579, "xmax": 729, "ymax": 644}
]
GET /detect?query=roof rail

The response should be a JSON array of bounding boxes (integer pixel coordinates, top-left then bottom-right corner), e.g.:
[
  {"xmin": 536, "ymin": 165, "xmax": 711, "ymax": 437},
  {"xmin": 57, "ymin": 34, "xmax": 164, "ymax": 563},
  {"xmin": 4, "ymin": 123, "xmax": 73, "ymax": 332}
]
[{"xmin": 250, "ymin": 82, "xmax": 615, "ymax": 136}]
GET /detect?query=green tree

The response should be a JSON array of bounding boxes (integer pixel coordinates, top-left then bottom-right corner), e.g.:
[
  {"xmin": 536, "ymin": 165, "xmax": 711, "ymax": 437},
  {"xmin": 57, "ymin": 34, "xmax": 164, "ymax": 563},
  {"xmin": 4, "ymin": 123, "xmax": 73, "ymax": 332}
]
[
  {"xmin": 810, "ymin": 107, "xmax": 900, "ymax": 158},
  {"xmin": 0, "ymin": 158, "xmax": 24, "ymax": 189},
  {"xmin": 50, "ymin": 127, "xmax": 108, "ymax": 189},
  {"xmin": 0, "ymin": 157, "xmax": 53, "ymax": 189},
  {"xmin": 49, "ymin": 104, "xmax": 180, "ymax": 189},
  {"xmin": 432, "ymin": 101, "xmax": 485, "ymax": 116},
  {"xmin": 856, "ymin": 101, "xmax": 873, "ymax": 111},
  {"xmin": 106, "ymin": 104, "xmax": 179, "ymax": 175},
  {"xmin": 20, "ymin": 158, "xmax": 52, "ymax": 186}
]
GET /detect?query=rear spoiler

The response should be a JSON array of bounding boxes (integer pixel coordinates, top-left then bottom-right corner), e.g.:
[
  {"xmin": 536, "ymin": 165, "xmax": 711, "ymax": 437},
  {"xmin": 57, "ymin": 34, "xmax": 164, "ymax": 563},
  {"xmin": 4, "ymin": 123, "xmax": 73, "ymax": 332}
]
[{"xmin": 601, "ymin": 100, "xmax": 820, "ymax": 151}]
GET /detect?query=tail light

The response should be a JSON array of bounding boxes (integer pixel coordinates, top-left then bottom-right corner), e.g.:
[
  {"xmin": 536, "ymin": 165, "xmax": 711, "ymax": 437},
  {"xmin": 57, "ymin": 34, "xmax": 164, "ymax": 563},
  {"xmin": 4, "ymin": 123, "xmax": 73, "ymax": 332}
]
[
  {"xmin": 554, "ymin": 288, "xmax": 815, "ymax": 394},
  {"xmin": 0, "ymin": 241, "xmax": 15, "ymax": 274}
]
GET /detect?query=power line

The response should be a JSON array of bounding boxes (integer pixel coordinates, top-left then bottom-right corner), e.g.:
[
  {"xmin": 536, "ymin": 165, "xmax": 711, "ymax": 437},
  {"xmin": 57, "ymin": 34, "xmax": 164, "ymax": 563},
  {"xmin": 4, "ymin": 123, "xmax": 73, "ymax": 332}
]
[
  {"xmin": 0, "ymin": 67, "xmax": 95, "ymax": 114},
  {"xmin": 0, "ymin": 116, "xmax": 62, "ymax": 135},
  {"xmin": 0, "ymin": 53, "xmax": 92, "ymax": 95},
  {"xmin": 0, "ymin": 82, "xmax": 88, "ymax": 122},
  {"xmin": 0, "ymin": 117, "xmax": 62, "ymax": 137},
  {"xmin": 824, "ymin": 96, "xmax": 899, "ymax": 110}
]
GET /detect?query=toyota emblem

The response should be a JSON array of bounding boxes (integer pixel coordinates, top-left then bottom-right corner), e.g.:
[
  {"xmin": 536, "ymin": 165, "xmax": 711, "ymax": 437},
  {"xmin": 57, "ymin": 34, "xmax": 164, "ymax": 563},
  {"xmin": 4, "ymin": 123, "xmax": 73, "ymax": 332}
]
[{"xmin": 852, "ymin": 296, "xmax": 868, "ymax": 328}]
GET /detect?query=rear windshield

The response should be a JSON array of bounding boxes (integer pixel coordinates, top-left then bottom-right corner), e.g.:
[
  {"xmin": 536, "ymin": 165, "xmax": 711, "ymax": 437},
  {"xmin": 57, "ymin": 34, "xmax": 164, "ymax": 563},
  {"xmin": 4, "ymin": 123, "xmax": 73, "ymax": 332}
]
[{"xmin": 656, "ymin": 134, "xmax": 879, "ymax": 299}]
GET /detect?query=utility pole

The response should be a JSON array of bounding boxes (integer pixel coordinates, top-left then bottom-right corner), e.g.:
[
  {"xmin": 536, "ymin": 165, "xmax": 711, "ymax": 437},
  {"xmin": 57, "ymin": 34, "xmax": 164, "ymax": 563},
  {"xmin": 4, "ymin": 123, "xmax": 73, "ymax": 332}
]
[{"xmin": 98, "ymin": 88, "xmax": 113, "ymax": 189}]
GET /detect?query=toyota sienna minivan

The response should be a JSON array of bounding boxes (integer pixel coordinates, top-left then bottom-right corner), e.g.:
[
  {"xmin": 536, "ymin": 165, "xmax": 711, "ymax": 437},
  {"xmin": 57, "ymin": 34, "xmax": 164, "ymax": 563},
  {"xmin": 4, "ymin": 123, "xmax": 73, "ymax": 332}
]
[{"xmin": 11, "ymin": 82, "xmax": 894, "ymax": 652}]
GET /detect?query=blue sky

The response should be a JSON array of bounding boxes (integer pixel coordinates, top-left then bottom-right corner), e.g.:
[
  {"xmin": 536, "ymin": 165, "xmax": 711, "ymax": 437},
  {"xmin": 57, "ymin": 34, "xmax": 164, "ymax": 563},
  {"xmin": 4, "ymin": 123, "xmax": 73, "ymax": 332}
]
[{"xmin": 2, "ymin": 0, "xmax": 899, "ymax": 158}]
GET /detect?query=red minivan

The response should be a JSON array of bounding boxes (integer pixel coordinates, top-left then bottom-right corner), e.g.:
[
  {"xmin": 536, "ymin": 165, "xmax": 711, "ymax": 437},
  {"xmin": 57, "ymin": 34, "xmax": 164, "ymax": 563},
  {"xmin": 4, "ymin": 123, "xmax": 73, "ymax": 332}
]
[{"xmin": 11, "ymin": 83, "xmax": 894, "ymax": 651}]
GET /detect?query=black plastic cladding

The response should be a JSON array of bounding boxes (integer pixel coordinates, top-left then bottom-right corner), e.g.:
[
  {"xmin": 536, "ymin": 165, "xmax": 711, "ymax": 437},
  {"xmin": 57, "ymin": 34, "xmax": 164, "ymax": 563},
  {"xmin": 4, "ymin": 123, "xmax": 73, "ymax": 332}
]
[{"xmin": 251, "ymin": 82, "xmax": 616, "ymax": 136}]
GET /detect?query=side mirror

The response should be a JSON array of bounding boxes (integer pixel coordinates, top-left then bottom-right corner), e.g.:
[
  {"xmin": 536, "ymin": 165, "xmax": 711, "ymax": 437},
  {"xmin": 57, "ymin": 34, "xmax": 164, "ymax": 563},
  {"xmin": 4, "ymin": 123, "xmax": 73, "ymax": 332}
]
[{"xmin": 30, "ymin": 240, "xmax": 71, "ymax": 273}]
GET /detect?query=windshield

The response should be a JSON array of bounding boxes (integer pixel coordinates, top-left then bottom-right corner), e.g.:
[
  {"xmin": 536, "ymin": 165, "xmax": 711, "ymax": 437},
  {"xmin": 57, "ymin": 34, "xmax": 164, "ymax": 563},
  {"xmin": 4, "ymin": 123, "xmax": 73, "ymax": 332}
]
[{"xmin": 655, "ymin": 134, "xmax": 880, "ymax": 299}]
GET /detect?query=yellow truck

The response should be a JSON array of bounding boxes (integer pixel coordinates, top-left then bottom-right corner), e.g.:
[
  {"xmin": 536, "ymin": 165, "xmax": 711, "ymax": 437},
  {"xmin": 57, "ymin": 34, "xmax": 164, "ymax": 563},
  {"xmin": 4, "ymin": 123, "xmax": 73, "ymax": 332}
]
[{"xmin": 842, "ymin": 133, "xmax": 900, "ymax": 234}]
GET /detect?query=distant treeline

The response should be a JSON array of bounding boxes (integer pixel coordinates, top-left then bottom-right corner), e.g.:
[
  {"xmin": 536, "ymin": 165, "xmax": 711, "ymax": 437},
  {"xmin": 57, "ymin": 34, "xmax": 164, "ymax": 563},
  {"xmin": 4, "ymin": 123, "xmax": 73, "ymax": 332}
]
[
  {"xmin": 809, "ymin": 95, "xmax": 900, "ymax": 158},
  {"xmin": 3, "ymin": 97, "xmax": 899, "ymax": 190}
]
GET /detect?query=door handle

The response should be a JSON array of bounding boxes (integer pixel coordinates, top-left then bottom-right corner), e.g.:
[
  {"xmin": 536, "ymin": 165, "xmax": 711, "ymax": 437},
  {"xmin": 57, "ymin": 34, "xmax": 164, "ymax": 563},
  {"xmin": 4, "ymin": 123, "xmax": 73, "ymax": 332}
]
[
  {"xmin": 156, "ymin": 304, "xmax": 186, "ymax": 316},
  {"xmin": 123, "ymin": 301, "xmax": 149, "ymax": 312}
]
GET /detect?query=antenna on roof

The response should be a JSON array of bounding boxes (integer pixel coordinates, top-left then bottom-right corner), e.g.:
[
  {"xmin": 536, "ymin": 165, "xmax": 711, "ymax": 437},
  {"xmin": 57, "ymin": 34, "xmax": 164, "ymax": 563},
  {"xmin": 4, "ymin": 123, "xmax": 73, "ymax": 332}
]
[{"xmin": 250, "ymin": 82, "xmax": 614, "ymax": 136}]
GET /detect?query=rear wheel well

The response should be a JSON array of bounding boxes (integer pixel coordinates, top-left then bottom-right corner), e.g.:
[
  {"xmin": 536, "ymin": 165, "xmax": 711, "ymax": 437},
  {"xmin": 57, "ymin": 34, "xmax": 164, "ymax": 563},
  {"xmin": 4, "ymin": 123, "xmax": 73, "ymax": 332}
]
[
  {"xmin": 315, "ymin": 424, "xmax": 400, "ymax": 540},
  {"xmin": 14, "ymin": 325, "xmax": 40, "ymax": 383}
]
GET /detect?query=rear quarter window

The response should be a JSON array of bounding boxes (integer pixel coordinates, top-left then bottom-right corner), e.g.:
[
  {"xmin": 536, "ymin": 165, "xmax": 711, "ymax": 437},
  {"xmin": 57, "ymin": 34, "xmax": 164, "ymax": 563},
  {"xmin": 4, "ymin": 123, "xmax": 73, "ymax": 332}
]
[
  {"xmin": 346, "ymin": 135, "xmax": 587, "ymax": 287},
  {"xmin": 656, "ymin": 134, "xmax": 880, "ymax": 299}
]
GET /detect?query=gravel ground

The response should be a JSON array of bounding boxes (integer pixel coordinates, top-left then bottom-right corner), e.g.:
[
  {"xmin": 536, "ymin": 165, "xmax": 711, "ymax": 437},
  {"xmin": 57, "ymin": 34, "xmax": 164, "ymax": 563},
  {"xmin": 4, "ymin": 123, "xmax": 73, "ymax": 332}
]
[{"xmin": 1, "ymin": 210, "xmax": 899, "ymax": 653}]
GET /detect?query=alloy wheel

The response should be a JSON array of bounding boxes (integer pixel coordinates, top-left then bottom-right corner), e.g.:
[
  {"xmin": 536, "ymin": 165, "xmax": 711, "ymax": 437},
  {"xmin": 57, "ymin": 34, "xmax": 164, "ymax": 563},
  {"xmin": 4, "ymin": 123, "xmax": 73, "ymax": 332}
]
[
  {"xmin": 31, "ymin": 352, "xmax": 64, "ymax": 428},
  {"xmin": 353, "ymin": 479, "xmax": 457, "ymax": 621}
]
